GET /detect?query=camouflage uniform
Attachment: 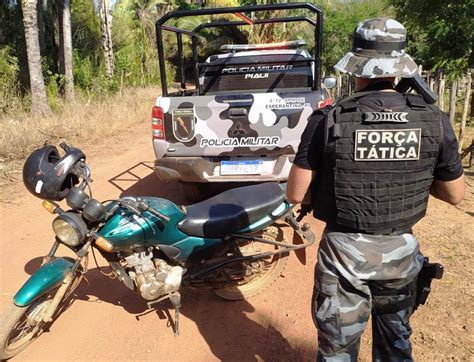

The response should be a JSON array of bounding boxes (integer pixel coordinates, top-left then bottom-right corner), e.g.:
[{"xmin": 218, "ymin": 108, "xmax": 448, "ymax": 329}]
[
  {"xmin": 313, "ymin": 231, "xmax": 424, "ymax": 361},
  {"xmin": 313, "ymin": 18, "xmax": 424, "ymax": 361}
]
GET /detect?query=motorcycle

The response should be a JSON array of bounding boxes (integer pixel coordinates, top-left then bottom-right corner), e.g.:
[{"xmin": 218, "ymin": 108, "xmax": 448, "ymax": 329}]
[{"xmin": 0, "ymin": 143, "xmax": 315, "ymax": 360}]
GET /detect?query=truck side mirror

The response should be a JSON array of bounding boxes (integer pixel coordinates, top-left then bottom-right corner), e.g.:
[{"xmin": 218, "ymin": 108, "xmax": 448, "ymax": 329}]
[{"xmin": 323, "ymin": 77, "xmax": 337, "ymax": 89}]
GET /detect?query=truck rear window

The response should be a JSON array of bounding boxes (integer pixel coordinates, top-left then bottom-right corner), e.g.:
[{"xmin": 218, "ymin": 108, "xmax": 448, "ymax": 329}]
[{"xmin": 200, "ymin": 53, "xmax": 313, "ymax": 94}]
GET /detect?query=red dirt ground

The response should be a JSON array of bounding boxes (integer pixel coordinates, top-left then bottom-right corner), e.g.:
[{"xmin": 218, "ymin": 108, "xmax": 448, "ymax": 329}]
[{"xmin": 0, "ymin": 124, "xmax": 472, "ymax": 361}]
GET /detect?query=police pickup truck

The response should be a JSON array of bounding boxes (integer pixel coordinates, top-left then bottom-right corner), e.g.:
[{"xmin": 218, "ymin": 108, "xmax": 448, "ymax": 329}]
[{"xmin": 152, "ymin": 3, "xmax": 334, "ymax": 199}]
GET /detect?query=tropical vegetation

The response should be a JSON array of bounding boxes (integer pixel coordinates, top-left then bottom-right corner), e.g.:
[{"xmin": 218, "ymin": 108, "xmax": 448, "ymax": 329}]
[{"xmin": 0, "ymin": 0, "xmax": 471, "ymax": 117}]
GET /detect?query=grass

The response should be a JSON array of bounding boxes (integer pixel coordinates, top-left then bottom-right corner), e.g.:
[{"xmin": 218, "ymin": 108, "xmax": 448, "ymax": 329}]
[{"xmin": 0, "ymin": 87, "xmax": 159, "ymax": 163}]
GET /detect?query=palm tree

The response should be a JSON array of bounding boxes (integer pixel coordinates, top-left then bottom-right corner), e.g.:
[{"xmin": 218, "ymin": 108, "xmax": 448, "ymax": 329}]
[
  {"xmin": 51, "ymin": 0, "xmax": 74, "ymax": 100},
  {"xmin": 62, "ymin": 0, "xmax": 74, "ymax": 100},
  {"xmin": 99, "ymin": 0, "xmax": 115, "ymax": 78},
  {"xmin": 21, "ymin": 0, "xmax": 51, "ymax": 115}
]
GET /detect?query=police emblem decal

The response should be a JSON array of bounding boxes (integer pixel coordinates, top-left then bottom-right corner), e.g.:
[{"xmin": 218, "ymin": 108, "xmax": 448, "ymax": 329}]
[
  {"xmin": 231, "ymin": 122, "xmax": 247, "ymax": 136},
  {"xmin": 354, "ymin": 129, "xmax": 422, "ymax": 161},
  {"xmin": 364, "ymin": 112, "xmax": 409, "ymax": 123},
  {"xmin": 172, "ymin": 109, "xmax": 195, "ymax": 142}
]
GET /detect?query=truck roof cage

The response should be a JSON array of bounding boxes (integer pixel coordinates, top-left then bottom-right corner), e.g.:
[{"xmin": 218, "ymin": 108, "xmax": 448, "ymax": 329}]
[
  {"xmin": 220, "ymin": 40, "xmax": 306, "ymax": 52},
  {"xmin": 156, "ymin": 3, "xmax": 323, "ymax": 96}
]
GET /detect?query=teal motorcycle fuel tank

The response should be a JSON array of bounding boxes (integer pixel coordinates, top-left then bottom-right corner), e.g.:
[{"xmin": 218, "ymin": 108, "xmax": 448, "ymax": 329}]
[{"xmin": 98, "ymin": 197, "xmax": 221, "ymax": 261}]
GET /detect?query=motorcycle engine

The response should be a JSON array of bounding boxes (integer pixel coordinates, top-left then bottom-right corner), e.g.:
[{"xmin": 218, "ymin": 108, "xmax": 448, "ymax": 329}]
[{"xmin": 124, "ymin": 251, "xmax": 184, "ymax": 301}]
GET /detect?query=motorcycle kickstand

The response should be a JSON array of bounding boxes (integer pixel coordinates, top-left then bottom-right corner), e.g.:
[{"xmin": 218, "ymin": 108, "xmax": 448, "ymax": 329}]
[{"xmin": 169, "ymin": 292, "xmax": 181, "ymax": 336}]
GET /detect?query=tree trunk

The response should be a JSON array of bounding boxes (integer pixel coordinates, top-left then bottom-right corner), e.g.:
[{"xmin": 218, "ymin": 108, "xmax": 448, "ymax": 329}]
[
  {"xmin": 53, "ymin": 0, "xmax": 64, "ymax": 75},
  {"xmin": 471, "ymin": 72, "xmax": 474, "ymax": 118},
  {"xmin": 21, "ymin": 0, "xmax": 51, "ymax": 116},
  {"xmin": 458, "ymin": 71, "xmax": 472, "ymax": 153},
  {"xmin": 37, "ymin": 0, "xmax": 45, "ymax": 54},
  {"xmin": 62, "ymin": 0, "xmax": 74, "ymax": 100},
  {"xmin": 99, "ymin": 0, "xmax": 114, "ymax": 78},
  {"xmin": 448, "ymin": 79, "xmax": 457, "ymax": 128},
  {"xmin": 438, "ymin": 72, "xmax": 445, "ymax": 111}
]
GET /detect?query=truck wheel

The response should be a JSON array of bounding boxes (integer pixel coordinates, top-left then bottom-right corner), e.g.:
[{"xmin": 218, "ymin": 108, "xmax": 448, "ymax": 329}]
[
  {"xmin": 215, "ymin": 226, "xmax": 289, "ymax": 301},
  {"xmin": 180, "ymin": 182, "xmax": 208, "ymax": 202}
]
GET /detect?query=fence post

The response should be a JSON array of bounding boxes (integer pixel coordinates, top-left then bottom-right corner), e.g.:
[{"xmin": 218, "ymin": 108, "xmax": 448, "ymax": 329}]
[
  {"xmin": 449, "ymin": 79, "xmax": 458, "ymax": 128},
  {"xmin": 438, "ymin": 72, "xmax": 445, "ymax": 111},
  {"xmin": 336, "ymin": 73, "xmax": 342, "ymax": 98},
  {"xmin": 429, "ymin": 72, "xmax": 435, "ymax": 92},
  {"xmin": 458, "ymin": 70, "xmax": 472, "ymax": 153}
]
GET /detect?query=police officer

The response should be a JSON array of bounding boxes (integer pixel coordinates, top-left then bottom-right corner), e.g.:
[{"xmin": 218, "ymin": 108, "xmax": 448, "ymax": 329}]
[{"xmin": 287, "ymin": 18, "xmax": 465, "ymax": 361}]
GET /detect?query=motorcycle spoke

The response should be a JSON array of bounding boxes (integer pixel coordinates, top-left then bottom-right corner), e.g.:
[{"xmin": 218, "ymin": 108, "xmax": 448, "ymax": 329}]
[
  {"xmin": 7, "ymin": 321, "xmax": 36, "ymax": 348},
  {"xmin": 215, "ymin": 226, "xmax": 289, "ymax": 300},
  {"xmin": 9, "ymin": 331, "xmax": 29, "ymax": 346}
]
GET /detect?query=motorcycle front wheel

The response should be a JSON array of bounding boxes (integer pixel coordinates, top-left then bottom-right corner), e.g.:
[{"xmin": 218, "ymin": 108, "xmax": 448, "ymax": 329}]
[
  {"xmin": 215, "ymin": 225, "xmax": 289, "ymax": 301},
  {"xmin": 0, "ymin": 273, "xmax": 82, "ymax": 360}
]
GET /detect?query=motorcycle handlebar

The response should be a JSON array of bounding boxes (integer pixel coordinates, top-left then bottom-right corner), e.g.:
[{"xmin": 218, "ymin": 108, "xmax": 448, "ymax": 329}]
[
  {"xmin": 137, "ymin": 200, "xmax": 171, "ymax": 222},
  {"xmin": 120, "ymin": 197, "xmax": 171, "ymax": 223}
]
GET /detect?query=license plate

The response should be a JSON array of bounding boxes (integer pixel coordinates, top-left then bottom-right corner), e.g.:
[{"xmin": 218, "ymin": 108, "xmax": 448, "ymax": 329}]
[{"xmin": 220, "ymin": 160, "xmax": 263, "ymax": 175}]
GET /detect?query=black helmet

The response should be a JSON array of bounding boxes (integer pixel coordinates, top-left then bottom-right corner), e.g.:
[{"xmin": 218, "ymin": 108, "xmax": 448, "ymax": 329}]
[{"xmin": 23, "ymin": 144, "xmax": 86, "ymax": 201}]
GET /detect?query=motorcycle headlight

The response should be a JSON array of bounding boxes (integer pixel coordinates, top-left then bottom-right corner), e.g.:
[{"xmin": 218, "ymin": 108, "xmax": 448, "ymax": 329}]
[{"xmin": 52, "ymin": 212, "xmax": 88, "ymax": 247}]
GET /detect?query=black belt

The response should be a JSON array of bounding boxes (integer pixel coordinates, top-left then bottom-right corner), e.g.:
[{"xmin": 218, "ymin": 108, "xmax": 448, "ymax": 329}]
[{"xmin": 326, "ymin": 224, "xmax": 413, "ymax": 236}]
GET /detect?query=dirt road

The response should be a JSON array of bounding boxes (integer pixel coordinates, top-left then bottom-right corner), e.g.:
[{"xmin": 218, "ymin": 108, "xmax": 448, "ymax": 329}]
[{"xmin": 0, "ymin": 121, "xmax": 472, "ymax": 361}]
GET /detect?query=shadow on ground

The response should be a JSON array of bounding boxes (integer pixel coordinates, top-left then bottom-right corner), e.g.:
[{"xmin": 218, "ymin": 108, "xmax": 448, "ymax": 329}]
[
  {"xmin": 106, "ymin": 161, "xmax": 268, "ymax": 205},
  {"xmin": 107, "ymin": 161, "xmax": 186, "ymax": 204},
  {"xmin": 23, "ymin": 262, "xmax": 315, "ymax": 360}
]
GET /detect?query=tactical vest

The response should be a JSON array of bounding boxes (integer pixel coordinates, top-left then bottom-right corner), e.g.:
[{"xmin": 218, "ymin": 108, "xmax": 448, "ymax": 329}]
[{"xmin": 314, "ymin": 92, "xmax": 443, "ymax": 234}]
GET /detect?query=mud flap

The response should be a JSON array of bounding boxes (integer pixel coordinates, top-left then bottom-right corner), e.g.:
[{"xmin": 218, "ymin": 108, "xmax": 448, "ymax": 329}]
[{"xmin": 13, "ymin": 258, "xmax": 74, "ymax": 307}]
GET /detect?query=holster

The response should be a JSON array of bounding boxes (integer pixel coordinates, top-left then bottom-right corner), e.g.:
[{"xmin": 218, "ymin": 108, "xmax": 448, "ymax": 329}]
[
  {"xmin": 414, "ymin": 257, "xmax": 444, "ymax": 311},
  {"xmin": 370, "ymin": 257, "xmax": 444, "ymax": 315}
]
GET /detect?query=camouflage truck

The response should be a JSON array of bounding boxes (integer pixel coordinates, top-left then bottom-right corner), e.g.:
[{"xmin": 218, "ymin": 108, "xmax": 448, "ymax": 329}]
[{"xmin": 152, "ymin": 3, "xmax": 334, "ymax": 199}]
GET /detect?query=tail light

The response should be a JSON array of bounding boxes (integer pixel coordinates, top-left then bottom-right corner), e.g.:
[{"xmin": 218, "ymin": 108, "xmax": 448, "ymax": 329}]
[
  {"xmin": 318, "ymin": 98, "xmax": 333, "ymax": 109},
  {"xmin": 152, "ymin": 106, "xmax": 165, "ymax": 140}
]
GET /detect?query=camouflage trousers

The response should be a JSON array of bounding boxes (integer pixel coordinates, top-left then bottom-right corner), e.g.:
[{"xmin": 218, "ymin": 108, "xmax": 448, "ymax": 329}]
[{"xmin": 312, "ymin": 230, "xmax": 425, "ymax": 361}]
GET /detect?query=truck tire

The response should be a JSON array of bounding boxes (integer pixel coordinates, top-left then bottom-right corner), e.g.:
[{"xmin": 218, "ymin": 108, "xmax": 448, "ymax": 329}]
[{"xmin": 180, "ymin": 182, "xmax": 208, "ymax": 203}]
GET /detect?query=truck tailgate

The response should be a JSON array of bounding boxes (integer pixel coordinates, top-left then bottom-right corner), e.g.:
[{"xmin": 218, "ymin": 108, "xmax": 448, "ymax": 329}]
[{"xmin": 156, "ymin": 91, "xmax": 321, "ymax": 157}]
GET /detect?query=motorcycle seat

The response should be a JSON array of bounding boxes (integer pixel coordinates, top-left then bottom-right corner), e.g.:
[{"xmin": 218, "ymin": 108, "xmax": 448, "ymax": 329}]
[{"xmin": 178, "ymin": 182, "xmax": 286, "ymax": 238}]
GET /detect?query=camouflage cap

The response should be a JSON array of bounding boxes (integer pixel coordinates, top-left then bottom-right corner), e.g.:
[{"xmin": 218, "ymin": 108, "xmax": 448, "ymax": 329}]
[{"xmin": 334, "ymin": 18, "xmax": 418, "ymax": 78}]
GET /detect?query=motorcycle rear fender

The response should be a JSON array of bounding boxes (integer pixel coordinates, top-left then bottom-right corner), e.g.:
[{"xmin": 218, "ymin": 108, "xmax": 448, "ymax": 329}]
[{"xmin": 13, "ymin": 258, "xmax": 74, "ymax": 307}]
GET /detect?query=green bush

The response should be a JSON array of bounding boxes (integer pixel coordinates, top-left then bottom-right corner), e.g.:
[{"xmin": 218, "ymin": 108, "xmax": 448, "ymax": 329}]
[
  {"xmin": 0, "ymin": 46, "xmax": 21, "ymax": 112},
  {"xmin": 73, "ymin": 50, "xmax": 118, "ymax": 99},
  {"xmin": 45, "ymin": 71, "xmax": 64, "ymax": 110}
]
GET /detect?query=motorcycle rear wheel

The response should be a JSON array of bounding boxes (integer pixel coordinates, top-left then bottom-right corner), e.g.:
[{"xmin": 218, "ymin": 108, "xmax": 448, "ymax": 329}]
[
  {"xmin": 215, "ymin": 226, "xmax": 289, "ymax": 301},
  {"xmin": 0, "ymin": 273, "xmax": 82, "ymax": 360}
]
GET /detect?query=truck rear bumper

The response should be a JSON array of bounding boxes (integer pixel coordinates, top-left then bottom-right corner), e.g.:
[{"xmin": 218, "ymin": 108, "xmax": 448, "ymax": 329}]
[{"xmin": 154, "ymin": 155, "xmax": 294, "ymax": 183}]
